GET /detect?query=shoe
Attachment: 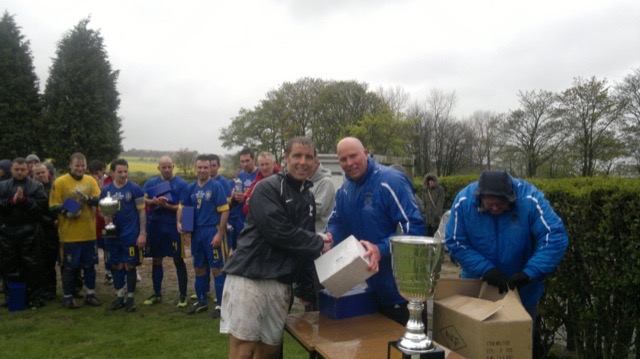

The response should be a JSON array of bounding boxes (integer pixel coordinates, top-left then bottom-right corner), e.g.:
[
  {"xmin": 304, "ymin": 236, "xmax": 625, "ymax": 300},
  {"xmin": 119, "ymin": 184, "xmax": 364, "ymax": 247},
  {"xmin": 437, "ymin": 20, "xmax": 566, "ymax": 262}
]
[
  {"xmin": 187, "ymin": 302, "xmax": 208, "ymax": 314},
  {"xmin": 143, "ymin": 295, "xmax": 162, "ymax": 305},
  {"xmin": 63, "ymin": 298, "xmax": 81, "ymax": 309},
  {"xmin": 125, "ymin": 299, "xmax": 136, "ymax": 312},
  {"xmin": 108, "ymin": 298, "xmax": 126, "ymax": 310},
  {"xmin": 176, "ymin": 296, "xmax": 188, "ymax": 308},
  {"xmin": 190, "ymin": 294, "xmax": 197, "ymax": 300},
  {"xmin": 104, "ymin": 273, "xmax": 113, "ymax": 285},
  {"xmin": 209, "ymin": 305, "xmax": 221, "ymax": 319},
  {"xmin": 85, "ymin": 295, "xmax": 102, "ymax": 307}
]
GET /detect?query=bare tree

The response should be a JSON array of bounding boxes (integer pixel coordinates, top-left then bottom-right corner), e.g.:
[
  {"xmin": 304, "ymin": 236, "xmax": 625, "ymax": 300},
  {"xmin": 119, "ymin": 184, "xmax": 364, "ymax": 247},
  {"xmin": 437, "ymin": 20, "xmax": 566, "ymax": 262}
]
[
  {"xmin": 504, "ymin": 90, "xmax": 567, "ymax": 177},
  {"xmin": 376, "ymin": 85, "xmax": 410, "ymax": 119},
  {"xmin": 174, "ymin": 148, "xmax": 197, "ymax": 176},
  {"xmin": 558, "ymin": 77, "xmax": 625, "ymax": 177},
  {"xmin": 470, "ymin": 111, "xmax": 507, "ymax": 170},
  {"xmin": 614, "ymin": 68, "xmax": 640, "ymax": 174},
  {"xmin": 428, "ymin": 89, "xmax": 457, "ymax": 176}
]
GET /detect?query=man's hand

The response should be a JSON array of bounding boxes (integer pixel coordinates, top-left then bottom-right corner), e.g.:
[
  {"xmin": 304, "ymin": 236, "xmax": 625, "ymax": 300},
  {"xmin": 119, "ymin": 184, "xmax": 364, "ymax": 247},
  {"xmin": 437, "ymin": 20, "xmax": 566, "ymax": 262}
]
[
  {"xmin": 136, "ymin": 233, "xmax": 147, "ymax": 250},
  {"xmin": 232, "ymin": 189, "xmax": 245, "ymax": 203},
  {"xmin": 13, "ymin": 187, "xmax": 24, "ymax": 203},
  {"xmin": 66, "ymin": 209, "xmax": 82, "ymax": 219},
  {"xmin": 211, "ymin": 231, "xmax": 223, "ymax": 248},
  {"xmin": 360, "ymin": 240, "xmax": 381, "ymax": 273},
  {"xmin": 74, "ymin": 190, "xmax": 89, "ymax": 204},
  {"xmin": 177, "ymin": 223, "xmax": 185, "ymax": 235},
  {"xmin": 483, "ymin": 268, "xmax": 508, "ymax": 294},
  {"xmin": 320, "ymin": 233, "xmax": 333, "ymax": 254},
  {"xmin": 507, "ymin": 272, "xmax": 530, "ymax": 290},
  {"xmin": 157, "ymin": 196, "xmax": 169, "ymax": 207}
]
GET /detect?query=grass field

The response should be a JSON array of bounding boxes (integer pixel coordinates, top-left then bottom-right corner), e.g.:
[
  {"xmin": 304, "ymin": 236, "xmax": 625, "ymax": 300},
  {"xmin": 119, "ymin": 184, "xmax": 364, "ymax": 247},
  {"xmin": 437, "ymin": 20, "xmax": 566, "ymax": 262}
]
[
  {"xmin": 121, "ymin": 156, "xmax": 164, "ymax": 177},
  {"xmin": 0, "ymin": 256, "xmax": 310, "ymax": 359}
]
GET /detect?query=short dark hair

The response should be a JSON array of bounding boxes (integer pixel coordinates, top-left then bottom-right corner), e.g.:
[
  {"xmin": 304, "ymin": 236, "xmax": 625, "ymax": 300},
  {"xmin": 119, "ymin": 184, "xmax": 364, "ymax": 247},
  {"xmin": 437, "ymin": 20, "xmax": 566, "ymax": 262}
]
[
  {"xmin": 238, "ymin": 147, "xmax": 254, "ymax": 159},
  {"xmin": 110, "ymin": 158, "xmax": 128, "ymax": 172},
  {"xmin": 12, "ymin": 157, "xmax": 27, "ymax": 165},
  {"xmin": 285, "ymin": 137, "xmax": 315, "ymax": 155},
  {"xmin": 209, "ymin": 154, "xmax": 221, "ymax": 166},
  {"xmin": 195, "ymin": 154, "xmax": 210, "ymax": 163},
  {"xmin": 88, "ymin": 160, "xmax": 105, "ymax": 174}
]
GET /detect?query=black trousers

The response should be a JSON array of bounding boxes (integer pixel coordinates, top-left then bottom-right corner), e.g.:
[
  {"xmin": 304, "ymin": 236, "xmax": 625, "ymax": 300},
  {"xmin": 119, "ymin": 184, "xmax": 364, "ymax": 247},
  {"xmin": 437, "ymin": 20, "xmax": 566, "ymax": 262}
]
[{"xmin": 0, "ymin": 223, "xmax": 40, "ymax": 304}]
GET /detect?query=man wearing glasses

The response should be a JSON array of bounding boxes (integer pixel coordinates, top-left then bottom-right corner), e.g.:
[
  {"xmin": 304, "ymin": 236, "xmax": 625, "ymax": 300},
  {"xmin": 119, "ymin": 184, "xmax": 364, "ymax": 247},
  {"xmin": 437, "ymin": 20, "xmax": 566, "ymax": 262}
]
[{"xmin": 445, "ymin": 170, "xmax": 568, "ymax": 323}]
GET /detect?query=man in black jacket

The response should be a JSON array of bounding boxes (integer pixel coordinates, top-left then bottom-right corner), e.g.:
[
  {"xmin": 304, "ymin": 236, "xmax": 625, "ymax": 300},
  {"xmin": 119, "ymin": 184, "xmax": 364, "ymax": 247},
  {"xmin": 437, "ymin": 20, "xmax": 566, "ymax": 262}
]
[
  {"xmin": 0, "ymin": 158, "xmax": 48, "ymax": 308},
  {"xmin": 220, "ymin": 137, "xmax": 332, "ymax": 359}
]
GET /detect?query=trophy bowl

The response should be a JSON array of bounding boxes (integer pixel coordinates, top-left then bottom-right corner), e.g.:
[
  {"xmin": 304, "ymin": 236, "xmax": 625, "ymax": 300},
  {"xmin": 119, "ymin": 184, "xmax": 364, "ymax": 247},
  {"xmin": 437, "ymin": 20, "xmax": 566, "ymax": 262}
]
[
  {"xmin": 99, "ymin": 192, "xmax": 120, "ymax": 230},
  {"xmin": 390, "ymin": 235, "xmax": 443, "ymax": 354}
]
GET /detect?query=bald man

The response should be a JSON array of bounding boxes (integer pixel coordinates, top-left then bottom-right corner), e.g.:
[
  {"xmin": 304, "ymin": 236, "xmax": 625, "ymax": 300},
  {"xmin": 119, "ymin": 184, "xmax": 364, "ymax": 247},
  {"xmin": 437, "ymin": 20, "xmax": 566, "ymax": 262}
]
[
  {"xmin": 326, "ymin": 137, "xmax": 426, "ymax": 325},
  {"xmin": 142, "ymin": 156, "xmax": 189, "ymax": 308}
]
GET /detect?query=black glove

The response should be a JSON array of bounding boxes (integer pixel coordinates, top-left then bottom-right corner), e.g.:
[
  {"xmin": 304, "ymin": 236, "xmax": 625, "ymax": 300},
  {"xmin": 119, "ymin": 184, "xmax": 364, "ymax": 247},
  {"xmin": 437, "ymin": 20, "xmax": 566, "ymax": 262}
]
[
  {"xmin": 507, "ymin": 272, "xmax": 530, "ymax": 290},
  {"xmin": 483, "ymin": 268, "xmax": 508, "ymax": 294},
  {"xmin": 86, "ymin": 197, "xmax": 100, "ymax": 207}
]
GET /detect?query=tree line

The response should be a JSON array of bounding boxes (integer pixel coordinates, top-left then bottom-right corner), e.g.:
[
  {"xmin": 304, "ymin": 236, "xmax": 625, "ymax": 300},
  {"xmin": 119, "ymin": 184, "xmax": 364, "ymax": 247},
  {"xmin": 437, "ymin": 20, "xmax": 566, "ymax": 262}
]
[{"xmin": 220, "ymin": 72, "xmax": 640, "ymax": 178}]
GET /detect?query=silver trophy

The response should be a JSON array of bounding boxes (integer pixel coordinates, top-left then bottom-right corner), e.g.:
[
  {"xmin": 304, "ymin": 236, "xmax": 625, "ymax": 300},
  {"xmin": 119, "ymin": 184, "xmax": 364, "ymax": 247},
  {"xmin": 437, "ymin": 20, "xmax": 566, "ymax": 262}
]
[
  {"xmin": 390, "ymin": 235, "xmax": 443, "ymax": 355},
  {"xmin": 99, "ymin": 191, "xmax": 120, "ymax": 231}
]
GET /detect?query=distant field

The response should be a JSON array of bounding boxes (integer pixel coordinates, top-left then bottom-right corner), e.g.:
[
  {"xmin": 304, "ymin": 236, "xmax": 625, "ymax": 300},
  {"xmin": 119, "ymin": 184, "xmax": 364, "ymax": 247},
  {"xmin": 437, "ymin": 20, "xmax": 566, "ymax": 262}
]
[
  {"xmin": 121, "ymin": 156, "xmax": 163, "ymax": 176},
  {"xmin": 121, "ymin": 156, "xmax": 156, "ymax": 174}
]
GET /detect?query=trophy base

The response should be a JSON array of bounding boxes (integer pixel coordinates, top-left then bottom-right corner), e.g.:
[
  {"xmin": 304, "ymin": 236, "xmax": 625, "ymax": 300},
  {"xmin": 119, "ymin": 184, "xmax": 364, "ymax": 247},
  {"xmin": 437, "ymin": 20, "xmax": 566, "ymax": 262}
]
[{"xmin": 388, "ymin": 341, "xmax": 445, "ymax": 359}]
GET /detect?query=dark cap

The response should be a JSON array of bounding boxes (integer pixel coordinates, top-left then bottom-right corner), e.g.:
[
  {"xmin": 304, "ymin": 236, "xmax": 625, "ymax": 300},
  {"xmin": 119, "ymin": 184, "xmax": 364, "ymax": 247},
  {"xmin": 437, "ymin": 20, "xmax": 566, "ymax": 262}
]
[{"xmin": 474, "ymin": 170, "xmax": 517, "ymax": 203}]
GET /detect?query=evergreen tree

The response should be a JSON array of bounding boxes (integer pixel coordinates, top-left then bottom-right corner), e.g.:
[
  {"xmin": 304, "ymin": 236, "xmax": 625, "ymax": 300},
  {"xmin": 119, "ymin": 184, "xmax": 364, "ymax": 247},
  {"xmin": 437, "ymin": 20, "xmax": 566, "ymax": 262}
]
[
  {"xmin": 43, "ymin": 18, "xmax": 122, "ymax": 165},
  {"xmin": 0, "ymin": 11, "xmax": 42, "ymax": 158}
]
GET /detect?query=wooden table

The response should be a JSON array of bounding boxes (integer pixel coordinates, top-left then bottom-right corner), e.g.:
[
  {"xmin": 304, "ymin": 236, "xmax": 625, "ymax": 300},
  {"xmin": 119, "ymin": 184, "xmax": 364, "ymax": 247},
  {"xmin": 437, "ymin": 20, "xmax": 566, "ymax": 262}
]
[
  {"xmin": 285, "ymin": 311, "xmax": 463, "ymax": 359},
  {"xmin": 285, "ymin": 311, "xmax": 405, "ymax": 359}
]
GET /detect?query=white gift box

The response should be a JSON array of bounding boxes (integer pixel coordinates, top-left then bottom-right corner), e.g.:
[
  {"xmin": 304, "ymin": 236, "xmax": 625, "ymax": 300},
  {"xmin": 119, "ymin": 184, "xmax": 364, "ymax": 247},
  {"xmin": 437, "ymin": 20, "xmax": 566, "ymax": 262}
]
[{"xmin": 314, "ymin": 235, "xmax": 375, "ymax": 297}]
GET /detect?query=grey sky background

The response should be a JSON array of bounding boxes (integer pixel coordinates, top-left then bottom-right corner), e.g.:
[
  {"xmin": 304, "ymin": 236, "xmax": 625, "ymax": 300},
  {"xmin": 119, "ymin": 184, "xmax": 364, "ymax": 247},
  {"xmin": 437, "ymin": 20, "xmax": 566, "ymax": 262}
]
[{"xmin": 4, "ymin": 0, "xmax": 640, "ymax": 155}]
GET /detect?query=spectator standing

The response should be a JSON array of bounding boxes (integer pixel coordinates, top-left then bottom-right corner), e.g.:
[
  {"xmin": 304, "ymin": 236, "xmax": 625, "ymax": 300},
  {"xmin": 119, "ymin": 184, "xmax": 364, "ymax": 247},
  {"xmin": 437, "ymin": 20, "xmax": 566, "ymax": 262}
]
[
  {"xmin": 422, "ymin": 173, "xmax": 444, "ymax": 237},
  {"xmin": 142, "ymin": 156, "xmax": 189, "ymax": 308},
  {"xmin": 0, "ymin": 158, "xmax": 48, "ymax": 308},
  {"xmin": 100, "ymin": 159, "xmax": 147, "ymax": 312},
  {"xmin": 49, "ymin": 153, "xmax": 103, "ymax": 309}
]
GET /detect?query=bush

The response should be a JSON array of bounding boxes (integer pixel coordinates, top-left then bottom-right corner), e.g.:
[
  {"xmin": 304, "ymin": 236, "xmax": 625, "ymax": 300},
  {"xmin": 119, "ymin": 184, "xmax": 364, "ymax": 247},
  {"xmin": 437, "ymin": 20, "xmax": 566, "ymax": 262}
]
[{"xmin": 435, "ymin": 175, "xmax": 640, "ymax": 357}]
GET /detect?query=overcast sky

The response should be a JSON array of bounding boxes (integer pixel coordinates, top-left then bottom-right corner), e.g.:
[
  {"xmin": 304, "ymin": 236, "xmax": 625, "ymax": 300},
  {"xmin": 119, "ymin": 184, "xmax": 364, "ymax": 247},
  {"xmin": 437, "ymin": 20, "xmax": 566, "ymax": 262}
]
[{"xmin": 4, "ymin": 0, "xmax": 640, "ymax": 155}]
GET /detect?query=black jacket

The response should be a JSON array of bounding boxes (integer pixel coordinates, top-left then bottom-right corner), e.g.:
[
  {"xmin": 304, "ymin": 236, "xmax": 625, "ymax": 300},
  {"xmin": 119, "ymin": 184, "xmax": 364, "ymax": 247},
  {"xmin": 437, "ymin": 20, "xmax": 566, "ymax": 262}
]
[
  {"xmin": 0, "ymin": 178, "xmax": 48, "ymax": 226},
  {"xmin": 223, "ymin": 172, "xmax": 323, "ymax": 284}
]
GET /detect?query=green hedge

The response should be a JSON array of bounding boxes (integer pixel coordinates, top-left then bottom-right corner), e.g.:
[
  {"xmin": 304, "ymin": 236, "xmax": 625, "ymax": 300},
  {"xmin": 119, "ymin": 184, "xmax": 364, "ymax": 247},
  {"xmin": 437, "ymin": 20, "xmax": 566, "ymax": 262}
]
[{"xmin": 424, "ymin": 175, "xmax": 640, "ymax": 357}]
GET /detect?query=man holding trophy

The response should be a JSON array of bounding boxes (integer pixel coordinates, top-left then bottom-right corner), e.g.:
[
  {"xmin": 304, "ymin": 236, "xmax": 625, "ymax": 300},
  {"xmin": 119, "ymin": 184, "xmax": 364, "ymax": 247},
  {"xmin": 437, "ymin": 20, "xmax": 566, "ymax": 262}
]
[
  {"xmin": 100, "ymin": 159, "xmax": 147, "ymax": 312},
  {"xmin": 49, "ymin": 153, "xmax": 102, "ymax": 309},
  {"xmin": 326, "ymin": 137, "xmax": 426, "ymax": 325}
]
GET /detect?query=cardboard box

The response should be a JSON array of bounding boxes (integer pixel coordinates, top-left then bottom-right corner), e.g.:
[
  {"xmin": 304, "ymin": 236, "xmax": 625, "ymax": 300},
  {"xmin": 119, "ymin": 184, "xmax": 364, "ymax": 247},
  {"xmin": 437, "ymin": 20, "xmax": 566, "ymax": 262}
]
[
  {"xmin": 319, "ymin": 285, "xmax": 377, "ymax": 320},
  {"xmin": 314, "ymin": 235, "xmax": 374, "ymax": 297},
  {"xmin": 433, "ymin": 278, "xmax": 532, "ymax": 359}
]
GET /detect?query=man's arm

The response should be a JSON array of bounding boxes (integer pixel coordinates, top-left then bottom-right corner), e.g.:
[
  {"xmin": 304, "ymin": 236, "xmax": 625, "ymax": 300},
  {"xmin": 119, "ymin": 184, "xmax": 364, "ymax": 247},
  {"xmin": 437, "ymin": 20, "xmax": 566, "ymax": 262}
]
[
  {"xmin": 445, "ymin": 195, "xmax": 495, "ymax": 278},
  {"xmin": 521, "ymin": 191, "xmax": 569, "ymax": 280},
  {"xmin": 135, "ymin": 197, "xmax": 147, "ymax": 249}
]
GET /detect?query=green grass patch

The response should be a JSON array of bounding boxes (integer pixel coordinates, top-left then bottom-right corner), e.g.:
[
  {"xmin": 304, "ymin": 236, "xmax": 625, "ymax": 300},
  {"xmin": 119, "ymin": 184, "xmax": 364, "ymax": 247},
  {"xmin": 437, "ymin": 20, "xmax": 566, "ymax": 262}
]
[{"xmin": 0, "ymin": 259, "xmax": 310, "ymax": 358}]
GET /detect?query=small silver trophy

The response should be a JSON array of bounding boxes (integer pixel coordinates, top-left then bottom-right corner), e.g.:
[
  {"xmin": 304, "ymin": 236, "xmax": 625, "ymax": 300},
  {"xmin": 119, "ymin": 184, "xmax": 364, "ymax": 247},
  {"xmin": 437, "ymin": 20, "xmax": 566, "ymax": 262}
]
[
  {"xmin": 99, "ymin": 191, "xmax": 120, "ymax": 231},
  {"xmin": 389, "ymin": 235, "xmax": 444, "ymax": 358}
]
